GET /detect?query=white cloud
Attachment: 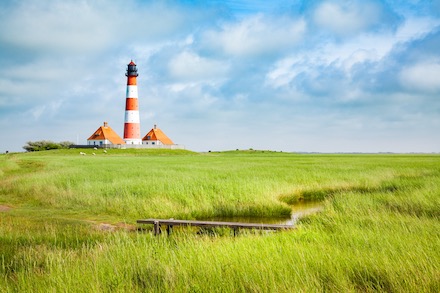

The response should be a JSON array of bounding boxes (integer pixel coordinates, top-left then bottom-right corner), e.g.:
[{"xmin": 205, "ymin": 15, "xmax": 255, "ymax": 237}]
[
  {"xmin": 203, "ymin": 15, "xmax": 306, "ymax": 57},
  {"xmin": 0, "ymin": 0, "xmax": 202, "ymax": 55},
  {"xmin": 7, "ymin": 58, "xmax": 80, "ymax": 81},
  {"xmin": 342, "ymin": 49, "xmax": 379, "ymax": 70},
  {"xmin": 399, "ymin": 61, "xmax": 440, "ymax": 93},
  {"xmin": 168, "ymin": 51, "xmax": 229, "ymax": 82},
  {"xmin": 266, "ymin": 14, "xmax": 440, "ymax": 91},
  {"xmin": 0, "ymin": 1, "xmax": 116, "ymax": 53},
  {"xmin": 265, "ymin": 57, "xmax": 302, "ymax": 89},
  {"xmin": 27, "ymin": 105, "xmax": 46, "ymax": 120},
  {"xmin": 313, "ymin": 1, "xmax": 383, "ymax": 36},
  {"xmin": 394, "ymin": 16, "xmax": 440, "ymax": 42},
  {"xmin": 23, "ymin": 99, "xmax": 64, "ymax": 121}
]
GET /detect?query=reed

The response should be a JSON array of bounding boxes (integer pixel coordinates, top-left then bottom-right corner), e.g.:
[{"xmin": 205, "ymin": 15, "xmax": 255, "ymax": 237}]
[{"xmin": 1, "ymin": 150, "xmax": 439, "ymax": 292}]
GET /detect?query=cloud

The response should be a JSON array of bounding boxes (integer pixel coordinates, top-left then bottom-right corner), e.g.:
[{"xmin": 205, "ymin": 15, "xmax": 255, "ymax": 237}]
[
  {"xmin": 399, "ymin": 61, "xmax": 440, "ymax": 93},
  {"xmin": 0, "ymin": 1, "xmax": 116, "ymax": 54},
  {"xmin": 167, "ymin": 51, "xmax": 229, "ymax": 83},
  {"xmin": 0, "ymin": 0, "xmax": 206, "ymax": 56},
  {"xmin": 265, "ymin": 14, "xmax": 440, "ymax": 99},
  {"xmin": 202, "ymin": 15, "xmax": 306, "ymax": 57},
  {"xmin": 312, "ymin": 0, "xmax": 399, "ymax": 36},
  {"xmin": 354, "ymin": 26, "xmax": 440, "ymax": 95},
  {"xmin": 393, "ymin": 27, "xmax": 440, "ymax": 94}
]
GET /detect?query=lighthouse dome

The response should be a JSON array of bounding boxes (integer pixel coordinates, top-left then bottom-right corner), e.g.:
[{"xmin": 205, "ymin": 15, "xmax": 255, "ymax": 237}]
[{"xmin": 126, "ymin": 60, "xmax": 138, "ymax": 77}]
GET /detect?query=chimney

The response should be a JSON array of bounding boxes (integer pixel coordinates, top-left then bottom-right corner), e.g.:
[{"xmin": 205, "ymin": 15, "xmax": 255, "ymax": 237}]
[
  {"xmin": 104, "ymin": 122, "xmax": 108, "ymax": 127},
  {"xmin": 154, "ymin": 124, "xmax": 157, "ymax": 129}
]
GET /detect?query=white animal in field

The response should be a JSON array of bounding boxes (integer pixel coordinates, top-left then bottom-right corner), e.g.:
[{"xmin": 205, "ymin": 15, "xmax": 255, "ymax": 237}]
[
  {"xmin": 93, "ymin": 147, "xmax": 97, "ymax": 150},
  {"xmin": 80, "ymin": 152, "xmax": 86, "ymax": 155},
  {"xmin": 103, "ymin": 150, "xmax": 107, "ymax": 153},
  {"xmin": 92, "ymin": 153, "xmax": 96, "ymax": 155}
]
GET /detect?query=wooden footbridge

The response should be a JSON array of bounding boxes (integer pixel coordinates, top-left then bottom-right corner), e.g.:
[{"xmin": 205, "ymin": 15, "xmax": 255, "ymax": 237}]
[{"xmin": 137, "ymin": 218, "xmax": 294, "ymax": 236}]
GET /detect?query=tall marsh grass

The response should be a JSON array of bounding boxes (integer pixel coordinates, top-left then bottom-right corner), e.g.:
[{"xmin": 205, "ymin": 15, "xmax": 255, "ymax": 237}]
[{"xmin": 1, "ymin": 150, "xmax": 439, "ymax": 292}]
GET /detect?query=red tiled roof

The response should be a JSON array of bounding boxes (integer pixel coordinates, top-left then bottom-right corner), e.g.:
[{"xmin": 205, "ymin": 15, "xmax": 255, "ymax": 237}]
[
  {"xmin": 142, "ymin": 126, "xmax": 174, "ymax": 145},
  {"xmin": 87, "ymin": 122, "xmax": 125, "ymax": 144}
]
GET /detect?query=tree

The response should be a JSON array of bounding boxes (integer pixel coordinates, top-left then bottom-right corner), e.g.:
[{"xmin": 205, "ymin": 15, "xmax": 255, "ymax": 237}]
[{"xmin": 23, "ymin": 140, "xmax": 74, "ymax": 152}]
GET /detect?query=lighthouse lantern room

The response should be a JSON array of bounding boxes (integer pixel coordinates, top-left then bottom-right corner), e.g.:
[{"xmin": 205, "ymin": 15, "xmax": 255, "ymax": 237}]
[{"xmin": 123, "ymin": 60, "xmax": 142, "ymax": 144}]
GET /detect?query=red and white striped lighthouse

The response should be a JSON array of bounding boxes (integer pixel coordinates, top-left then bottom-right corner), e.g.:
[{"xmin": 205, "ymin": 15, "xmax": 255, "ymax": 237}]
[{"xmin": 123, "ymin": 60, "xmax": 141, "ymax": 144}]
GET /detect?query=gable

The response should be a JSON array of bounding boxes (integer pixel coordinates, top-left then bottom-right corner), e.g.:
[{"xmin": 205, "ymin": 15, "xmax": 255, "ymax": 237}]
[
  {"xmin": 87, "ymin": 123, "xmax": 125, "ymax": 144},
  {"xmin": 142, "ymin": 127, "xmax": 174, "ymax": 145}
]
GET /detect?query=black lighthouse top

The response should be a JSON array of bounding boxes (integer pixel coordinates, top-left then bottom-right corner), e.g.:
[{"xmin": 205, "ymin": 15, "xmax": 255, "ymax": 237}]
[{"xmin": 126, "ymin": 60, "xmax": 139, "ymax": 77}]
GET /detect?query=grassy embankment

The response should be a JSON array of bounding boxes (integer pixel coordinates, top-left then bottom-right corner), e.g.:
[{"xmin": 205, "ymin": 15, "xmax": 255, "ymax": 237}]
[{"xmin": 1, "ymin": 149, "xmax": 439, "ymax": 292}]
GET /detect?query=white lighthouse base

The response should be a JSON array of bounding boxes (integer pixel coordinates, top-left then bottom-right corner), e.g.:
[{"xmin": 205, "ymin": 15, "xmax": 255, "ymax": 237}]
[{"xmin": 124, "ymin": 139, "xmax": 142, "ymax": 145}]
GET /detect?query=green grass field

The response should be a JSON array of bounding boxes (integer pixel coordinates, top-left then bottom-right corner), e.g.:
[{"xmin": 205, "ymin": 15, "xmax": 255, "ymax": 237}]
[{"xmin": 1, "ymin": 149, "xmax": 439, "ymax": 292}]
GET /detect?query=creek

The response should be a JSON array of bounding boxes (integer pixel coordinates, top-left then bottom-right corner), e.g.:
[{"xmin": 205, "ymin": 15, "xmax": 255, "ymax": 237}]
[{"xmin": 201, "ymin": 200, "xmax": 324, "ymax": 225}]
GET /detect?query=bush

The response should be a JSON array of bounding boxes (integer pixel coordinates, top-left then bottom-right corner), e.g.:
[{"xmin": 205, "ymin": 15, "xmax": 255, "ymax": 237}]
[{"xmin": 23, "ymin": 140, "xmax": 74, "ymax": 152}]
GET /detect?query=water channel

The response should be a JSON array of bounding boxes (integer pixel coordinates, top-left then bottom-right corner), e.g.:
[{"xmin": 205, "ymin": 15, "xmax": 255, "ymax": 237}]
[{"xmin": 201, "ymin": 200, "xmax": 324, "ymax": 226}]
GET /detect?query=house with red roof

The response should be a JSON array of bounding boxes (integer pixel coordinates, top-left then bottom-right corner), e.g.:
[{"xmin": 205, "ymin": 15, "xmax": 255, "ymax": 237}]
[
  {"xmin": 142, "ymin": 125, "xmax": 174, "ymax": 146},
  {"xmin": 87, "ymin": 122, "xmax": 125, "ymax": 147}
]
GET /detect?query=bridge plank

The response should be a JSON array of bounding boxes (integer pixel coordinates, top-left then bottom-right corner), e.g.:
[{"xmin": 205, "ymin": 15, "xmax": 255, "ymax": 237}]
[{"xmin": 137, "ymin": 218, "xmax": 294, "ymax": 235}]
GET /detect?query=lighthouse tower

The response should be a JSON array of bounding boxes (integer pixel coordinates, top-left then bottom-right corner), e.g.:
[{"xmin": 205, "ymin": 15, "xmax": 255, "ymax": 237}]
[{"xmin": 123, "ymin": 60, "xmax": 141, "ymax": 144}]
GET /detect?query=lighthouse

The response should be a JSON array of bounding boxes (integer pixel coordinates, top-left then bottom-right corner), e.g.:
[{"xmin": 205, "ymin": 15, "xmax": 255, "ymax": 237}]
[{"xmin": 123, "ymin": 60, "xmax": 142, "ymax": 144}]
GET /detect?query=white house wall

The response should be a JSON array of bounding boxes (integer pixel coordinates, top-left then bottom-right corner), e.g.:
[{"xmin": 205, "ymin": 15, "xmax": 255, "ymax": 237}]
[
  {"xmin": 88, "ymin": 140, "xmax": 111, "ymax": 145},
  {"xmin": 142, "ymin": 140, "xmax": 163, "ymax": 145}
]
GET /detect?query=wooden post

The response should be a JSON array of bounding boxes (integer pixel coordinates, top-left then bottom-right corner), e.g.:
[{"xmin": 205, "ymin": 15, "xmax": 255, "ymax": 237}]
[
  {"xmin": 166, "ymin": 218, "xmax": 173, "ymax": 236},
  {"xmin": 166, "ymin": 225, "xmax": 173, "ymax": 235},
  {"xmin": 153, "ymin": 221, "xmax": 161, "ymax": 236}
]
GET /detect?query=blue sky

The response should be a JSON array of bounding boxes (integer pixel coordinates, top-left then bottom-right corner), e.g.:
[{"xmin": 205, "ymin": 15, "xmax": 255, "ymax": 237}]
[{"xmin": 1, "ymin": 0, "xmax": 439, "ymax": 153}]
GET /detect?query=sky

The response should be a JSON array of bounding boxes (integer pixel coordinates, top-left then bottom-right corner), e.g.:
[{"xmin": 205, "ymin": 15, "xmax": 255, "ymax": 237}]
[{"xmin": 1, "ymin": 0, "xmax": 439, "ymax": 153}]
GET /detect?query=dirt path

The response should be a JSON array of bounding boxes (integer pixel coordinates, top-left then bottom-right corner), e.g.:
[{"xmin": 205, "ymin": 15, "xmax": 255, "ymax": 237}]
[
  {"xmin": 93, "ymin": 221, "xmax": 137, "ymax": 232},
  {"xmin": 0, "ymin": 205, "xmax": 12, "ymax": 212}
]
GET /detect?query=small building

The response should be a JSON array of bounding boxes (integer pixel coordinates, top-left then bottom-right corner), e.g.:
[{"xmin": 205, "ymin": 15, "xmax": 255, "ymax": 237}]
[
  {"xmin": 142, "ymin": 125, "xmax": 174, "ymax": 146},
  {"xmin": 87, "ymin": 122, "xmax": 125, "ymax": 147}
]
